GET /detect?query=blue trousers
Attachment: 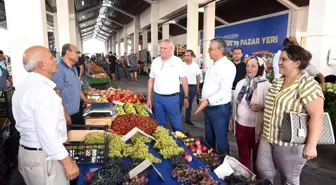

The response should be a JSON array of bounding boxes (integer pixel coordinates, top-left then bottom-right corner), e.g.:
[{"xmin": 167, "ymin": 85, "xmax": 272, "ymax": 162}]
[
  {"xmin": 153, "ymin": 93, "xmax": 183, "ymax": 132},
  {"xmin": 204, "ymin": 103, "xmax": 232, "ymax": 154},
  {"xmin": 179, "ymin": 85, "xmax": 197, "ymax": 121}
]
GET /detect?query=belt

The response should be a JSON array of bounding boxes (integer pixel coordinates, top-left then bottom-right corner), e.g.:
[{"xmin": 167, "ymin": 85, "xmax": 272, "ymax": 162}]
[
  {"xmin": 21, "ymin": 145, "xmax": 43, "ymax": 151},
  {"xmin": 207, "ymin": 102, "xmax": 231, "ymax": 109},
  {"xmin": 188, "ymin": 84, "xmax": 196, "ymax": 86},
  {"xmin": 156, "ymin": 92, "xmax": 179, "ymax": 97}
]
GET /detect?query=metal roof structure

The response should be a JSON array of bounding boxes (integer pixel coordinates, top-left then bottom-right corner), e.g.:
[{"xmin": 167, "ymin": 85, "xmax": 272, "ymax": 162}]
[{"xmin": 0, "ymin": 0, "xmax": 309, "ymax": 48}]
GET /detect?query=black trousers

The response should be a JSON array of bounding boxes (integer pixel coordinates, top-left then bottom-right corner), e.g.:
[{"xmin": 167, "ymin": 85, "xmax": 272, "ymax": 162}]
[{"xmin": 70, "ymin": 111, "xmax": 85, "ymax": 125}]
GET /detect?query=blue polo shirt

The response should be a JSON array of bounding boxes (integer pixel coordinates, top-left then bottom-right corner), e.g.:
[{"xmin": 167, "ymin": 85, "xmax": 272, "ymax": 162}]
[{"xmin": 52, "ymin": 59, "xmax": 81, "ymax": 115}]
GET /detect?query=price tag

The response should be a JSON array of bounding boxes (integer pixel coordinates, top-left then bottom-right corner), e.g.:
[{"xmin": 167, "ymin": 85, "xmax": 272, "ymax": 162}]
[
  {"xmin": 121, "ymin": 127, "xmax": 155, "ymax": 142},
  {"xmin": 298, "ymin": 129, "xmax": 306, "ymax": 137},
  {"xmin": 129, "ymin": 159, "xmax": 152, "ymax": 179}
]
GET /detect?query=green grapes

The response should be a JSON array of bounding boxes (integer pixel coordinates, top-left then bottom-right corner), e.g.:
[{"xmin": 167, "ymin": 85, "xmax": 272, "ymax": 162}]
[
  {"xmin": 83, "ymin": 132, "xmax": 105, "ymax": 144},
  {"xmin": 131, "ymin": 133, "xmax": 152, "ymax": 144},
  {"xmin": 134, "ymin": 103, "xmax": 149, "ymax": 117},
  {"xmin": 115, "ymin": 104, "xmax": 126, "ymax": 115},
  {"xmin": 124, "ymin": 103, "xmax": 137, "ymax": 114},
  {"xmin": 153, "ymin": 126, "xmax": 185, "ymax": 159},
  {"xmin": 108, "ymin": 134, "xmax": 129, "ymax": 158}
]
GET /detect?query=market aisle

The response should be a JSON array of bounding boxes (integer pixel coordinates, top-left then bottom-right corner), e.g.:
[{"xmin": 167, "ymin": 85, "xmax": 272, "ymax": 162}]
[{"xmin": 113, "ymin": 75, "xmax": 336, "ymax": 185}]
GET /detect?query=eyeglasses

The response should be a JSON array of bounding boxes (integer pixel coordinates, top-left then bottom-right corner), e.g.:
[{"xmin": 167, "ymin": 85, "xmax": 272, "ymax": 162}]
[
  {"xmin": 69, "ymin": 49, "xmax": 81, "ymax": 54},
  {"xmin": 208, "ymin": 47, "xmax": 218, "ymax": 52}
]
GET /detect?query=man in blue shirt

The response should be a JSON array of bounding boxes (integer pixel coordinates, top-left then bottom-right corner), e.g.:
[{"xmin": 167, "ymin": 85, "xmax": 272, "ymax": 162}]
[{"xmin": 52, "ymin": 44, "xmax": 94, "ymax": 125}]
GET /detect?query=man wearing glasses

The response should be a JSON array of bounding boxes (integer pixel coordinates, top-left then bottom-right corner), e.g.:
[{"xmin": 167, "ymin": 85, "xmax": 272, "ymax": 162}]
[
  {"xmin": 52, "ymin": 44, "xmax": 94, "ymax": 125},
  {"xmin": 147, "ymin": 39, "xmax": 189, "ymax": 132},
  {"xmin": 196, "ymin": 38, "xmax": 236, "ymax": 155}
]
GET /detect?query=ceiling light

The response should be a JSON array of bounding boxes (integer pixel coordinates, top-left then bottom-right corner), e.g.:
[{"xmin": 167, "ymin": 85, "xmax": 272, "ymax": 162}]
[
  {"xmin": 168, "ymin": 20, "xmax": 176, "ymax": 24},
  {"xmin": 198, "ymin": 7, "xmax": 204, "ymax": 12},
  {"xmin": 82, "ymin": 15, "xmax": 85, "ymax": 18},
  {"xmin": 82, "ymin": 0, "xmax": 84, "ymax": 6}
]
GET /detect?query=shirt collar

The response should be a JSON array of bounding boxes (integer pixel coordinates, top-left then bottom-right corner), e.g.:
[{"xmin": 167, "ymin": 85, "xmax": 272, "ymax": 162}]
[
  {"xmin": 30, "ymin": 72, "xmax": 56, "ymax": 89},
  {"xmin": 60, "ymin": 59, "xmax": 74, "ymax": 69}
]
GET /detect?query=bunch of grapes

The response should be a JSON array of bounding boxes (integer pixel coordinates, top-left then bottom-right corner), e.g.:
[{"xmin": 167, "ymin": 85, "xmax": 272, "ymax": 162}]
[
  {"xmin": 92, "ymin": 158, "xmax": 130, "ymax": 185},
  {"xmin": 171, "ymin": 155, "xmax": 186, "ymax": 166},
  {"xmin": 171, "ymin": 164, "xmax": 219, "ymax": 185},
  {"xmin": 115, "ymin": 104, "xmax": 126, "ymax": 115},
  {"xmin": 153, "ymin": 126, "xmax": 184, "ymax": 159},
  {"xmin": 131, "ymin": 133, "xmax": 152, "ymax": 144},
  {"xmin": 108, "ymin": 134, "xmax": 129, "ymax": 158},
  {"xmin": 123, "ymin": 175, "xmax": 148, "ymax": 185},
  {"xmin": 84, "ymin": 132, "xmax": 105, "ymax": 144},
  {"xmin": 134, "ymin": 103, "xmax": 149, "ymax": 117},
  {"xmin": 124, "ymin": 103, "xmax": 137, "ymax": 114},
  {"xmin": 123, "ymin": 141, "xmax": 161, "ymax": 163}
]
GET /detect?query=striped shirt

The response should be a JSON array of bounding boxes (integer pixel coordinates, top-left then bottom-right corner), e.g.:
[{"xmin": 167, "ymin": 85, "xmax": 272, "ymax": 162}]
[{"xmin": 262, "ymin": 73, "xmax": 324, "ymax": 146}]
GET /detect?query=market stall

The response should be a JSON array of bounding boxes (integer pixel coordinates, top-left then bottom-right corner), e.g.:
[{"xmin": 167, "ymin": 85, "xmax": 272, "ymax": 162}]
[
  {"xmin": 85, "ymin": 62, "xmax": 111, "ymax": 90},
  {"xmin": 68, "ymin": 86, "xmax": 268, "ymax": 185}
]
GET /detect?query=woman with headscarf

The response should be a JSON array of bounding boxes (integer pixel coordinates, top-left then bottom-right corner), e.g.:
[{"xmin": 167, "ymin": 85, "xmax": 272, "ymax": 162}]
[{"xmin": 230, "ymin": 56, "xmax": 271, "ymax": 173}]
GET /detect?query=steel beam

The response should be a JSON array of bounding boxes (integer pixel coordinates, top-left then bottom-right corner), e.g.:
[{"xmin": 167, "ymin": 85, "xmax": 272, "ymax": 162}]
[
  {"xmin": 77, "ymin": 5, "xmax": 101, "ymax": 14},
  {"xmin": 215, "ymin": 16, "xmax": 229, "ymax": 25},
  {"xmin": 102, "ymin": 23, "xmax": 115, "ymax": 30},
  {"xmin": 82, "ymin": 29, "xmax": 94, "ymax": 35},
  {"xmin": 105, "ymin": 17, "xmax": 124, "ymax": 27},
  {"xmin": 102, "ymin": 3, "xmax": 135, "ymax": 19},
  {"xmin": 99, "ymin": 28, "xmax": 112, "ymax": 35},
  {"xmin": 78, "ymin": 17, "xmax": 97, "ymax": 25},
  {"xmin": 141, "ymin": 0, "xmax": 153, "ymax": 4},
  {"xmin": 276, "ymin": 0, "xmax": 299, "ymax": 10},
  {"xmin": 174, "ymin": 23, "xmax": 187, "ymax": 30},
  {"xmin": 80, "ymin": 24, "xmax": 95, "ymax": 30}
]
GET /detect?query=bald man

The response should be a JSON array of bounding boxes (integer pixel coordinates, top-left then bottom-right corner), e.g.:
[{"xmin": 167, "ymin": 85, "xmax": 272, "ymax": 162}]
[
  {"xmin": 52, "ymin": 44, "xmax": 94, "ymax": 125},
  {"xmin": 12, "ymin": 46, "xmax": 79, "ymax": 185}
]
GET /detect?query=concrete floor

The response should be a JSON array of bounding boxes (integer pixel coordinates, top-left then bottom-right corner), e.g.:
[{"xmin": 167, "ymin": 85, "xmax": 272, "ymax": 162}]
[{"xmin": 111, "ymin": 74, "xmax": 336, "ymax": 185}]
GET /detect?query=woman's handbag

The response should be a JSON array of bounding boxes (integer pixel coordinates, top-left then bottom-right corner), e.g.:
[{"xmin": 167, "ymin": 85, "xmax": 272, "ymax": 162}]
[{"xmin": 280, "ymin": 111, "xmax": 335, "ymax": 144}]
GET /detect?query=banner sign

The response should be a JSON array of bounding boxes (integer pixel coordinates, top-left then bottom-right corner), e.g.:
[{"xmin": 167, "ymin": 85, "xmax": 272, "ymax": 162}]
[{"xmin": 200, "ymin": 13, "xmax": 289, "ymax": 55}]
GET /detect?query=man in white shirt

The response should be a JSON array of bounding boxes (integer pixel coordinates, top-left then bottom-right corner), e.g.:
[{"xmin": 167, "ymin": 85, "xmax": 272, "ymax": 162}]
[
  {"xmin": 180, "ymin": 50, "xmax": 201, "ymax": 125},
  {"xmin": 147, "ymin": 39, "xmax": 189, "ymax": 132},
  {"xmin": 196, "ymin": 38, "xmax": 236, "ymax": 154},
  {"xmin": 12, "ymin": 46, "xmax": 79, "ymax": 185}
]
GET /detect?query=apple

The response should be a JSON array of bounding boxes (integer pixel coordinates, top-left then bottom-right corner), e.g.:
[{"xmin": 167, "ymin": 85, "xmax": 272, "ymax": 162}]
[
  {"xmin": 195, "ymin": 139, "xmax": 201, "ymax": 146},
  {"xmin": 85, "ymin": 172, "xmax": 95, "ymax": 184},
  {"xmin": 196, "ymin": 149, "xmax": 202, "ymax": 155},
  {"xmin": 182, "ymin": 152, "xmax": 188, "ymax": 156},
  {"xmin": 201, "ymin": 146, "xmax": 208, "ymax": 152},
  {"xmin": 184, "ymin": 154, "xmax": 192, "ymax": 162},
  {"xmin": 190, "ymin": 148, "xmax": 196, "ymax": 153}
]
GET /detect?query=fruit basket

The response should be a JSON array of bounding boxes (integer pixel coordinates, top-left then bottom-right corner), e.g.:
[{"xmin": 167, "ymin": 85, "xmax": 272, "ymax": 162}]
[
  {"xmin": 182, "ymin": 136, "xmax": 226, "ymax": 170},
  {"xmin": 65, "ymin": 125, "xmax": 109, "ymax": 164}
]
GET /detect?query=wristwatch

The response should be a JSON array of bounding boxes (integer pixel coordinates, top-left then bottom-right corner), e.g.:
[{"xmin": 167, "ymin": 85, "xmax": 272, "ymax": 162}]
[
  {"xmin": 184, "ymin": 97, "xmax": 189, "ymax": 99},
  {"xmin": 207, "ymin": 99, "xmax": 210, "ymax": 106}
]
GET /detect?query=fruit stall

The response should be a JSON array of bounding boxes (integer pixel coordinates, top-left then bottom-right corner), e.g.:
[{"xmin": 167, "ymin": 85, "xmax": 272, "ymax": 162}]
[
  {"xmin": 325, "ymin": 82, "xmax": 336, "ymax": 135},
  {"xmin": 69, "ymin": 87, "xmax": 266, "ymax": 185},
  {"xmin": 86, "ymin": 62, "xmax": 111, "ymax": 89}
]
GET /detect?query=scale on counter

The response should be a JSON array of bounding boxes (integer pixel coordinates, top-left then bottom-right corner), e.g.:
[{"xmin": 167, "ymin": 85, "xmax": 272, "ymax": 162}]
[{"xmin": 83, "ymin": 102, "xmax": 115, "ymax": 116}]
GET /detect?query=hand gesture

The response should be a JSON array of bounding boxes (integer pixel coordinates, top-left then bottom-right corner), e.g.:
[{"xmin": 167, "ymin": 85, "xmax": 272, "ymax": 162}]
[
  {"xmin": 146, "ymin": 99, "xmax": 152, "ymax": 109},
  {"xmin": 195, "ymin": 99, "xmax": 208, "ymax": 114},
  {"xmin": 303, "ymin": 144, "xmax": 317, "ymax": 160},
  {"xmin": 183, "ymin": 98, "xmax": 189, "ymax": 109},
  {"xmin": 250, "ymin": 104, "xmax": 263, "ymax": 112}
]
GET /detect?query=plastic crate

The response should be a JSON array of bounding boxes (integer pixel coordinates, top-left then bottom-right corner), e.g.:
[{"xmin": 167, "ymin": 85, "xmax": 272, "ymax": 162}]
[
  {"xmin": 0, "ymin": 88, "xmax": 15, "ymax": 118},
  {"xmin": 65, "ymin": 125, "xmax": 108, "ymax": 164},
  {"xmin": 181, "ymin": 136, "xmax": 226, "ymax": 170}
]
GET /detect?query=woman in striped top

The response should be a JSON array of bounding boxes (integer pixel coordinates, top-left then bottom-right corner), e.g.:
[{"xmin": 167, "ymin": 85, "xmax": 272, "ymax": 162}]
[{"xmin": 256, "ymin": 45, "xmax": 324, "ymax": 185}]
